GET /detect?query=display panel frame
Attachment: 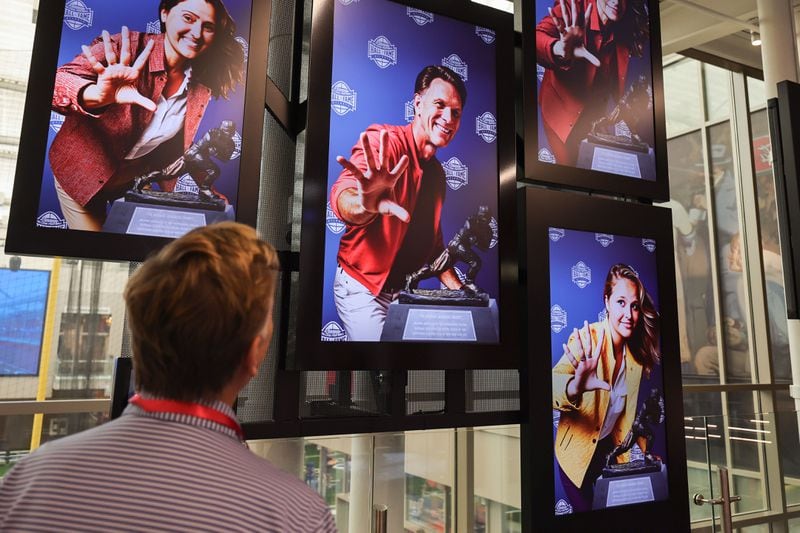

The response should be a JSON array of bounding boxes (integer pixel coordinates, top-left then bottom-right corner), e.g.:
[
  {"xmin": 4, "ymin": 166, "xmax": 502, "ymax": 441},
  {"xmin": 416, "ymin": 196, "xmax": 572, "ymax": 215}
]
[
  {"xmin": 6, "ymin": 0, "xmax": 270, "ymax": 262},
  {"xmin": 293, "ymin": 0, "xmax": 518, "ymax": 370},
  {"xmin": 520, "ymin": 187, "xmax": 688, "ymax": 530},
  {"xmin": 521, "ymin": 0, "xmax": 669, "ymax": 201}
]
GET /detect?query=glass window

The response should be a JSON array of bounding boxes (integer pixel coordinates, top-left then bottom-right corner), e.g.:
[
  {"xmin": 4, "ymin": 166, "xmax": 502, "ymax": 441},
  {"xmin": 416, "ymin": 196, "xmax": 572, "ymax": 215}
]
[
  {"xmin": 747, "ymin": 77, "xmax": 767, "ymax": 112},
  {"xmin": 749, "ymin": 108, "xmax": 791, "ymax": 382},
  {"xmin": 708, "ymin": 122, "xmax": 751, "ymax": 382},
  {"xmin": 666, "ymin": 132, "xmax": 716, "ymax": 380},
  {"xmin": 664, "ymin": 59, "xmax": 703, "ymax": 136},
  {"xmin": 703, "ymin": 63, "xmax": 732, "ymax": 123},
  {"xmin": 406, "ymin": 474, "xmax": 451, "ymax": 533}
]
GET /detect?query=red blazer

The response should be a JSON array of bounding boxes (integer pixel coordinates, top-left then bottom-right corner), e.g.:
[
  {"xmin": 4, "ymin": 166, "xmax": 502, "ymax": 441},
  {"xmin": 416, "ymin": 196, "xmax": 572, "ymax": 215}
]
[
  {"xmin": 49, "ymin": 32, "xmax": 212, "ymax": 207},
  {"xmin": 330, "ymin": 124, "xmax": 445, "ymax": 295},
  {"xmin": 536, "ymin": 0, "xmax": 631, "ymax": 144}
]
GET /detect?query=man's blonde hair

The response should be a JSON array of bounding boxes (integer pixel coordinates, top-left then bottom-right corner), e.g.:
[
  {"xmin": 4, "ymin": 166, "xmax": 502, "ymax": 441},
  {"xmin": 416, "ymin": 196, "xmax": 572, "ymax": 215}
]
[{"xmin": 124, "ymin": 222, "xmax": 279, "ymax": 401}]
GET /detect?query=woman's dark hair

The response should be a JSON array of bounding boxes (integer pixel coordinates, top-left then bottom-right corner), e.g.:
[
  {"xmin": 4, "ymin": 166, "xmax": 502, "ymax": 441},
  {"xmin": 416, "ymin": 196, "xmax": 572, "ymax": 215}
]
[
  {"xmin": 618, "ymin": 0, "xmax": 650, "ymax": 58},
  {"xmin": 603, "ymin": 263, "xmax": 660, "ymax": 373},
  {"xmin": 159, "ymin": 0, "xmax": 245, "ymax": 98},
  {"xmin": 414, "ymin": 65, "xmax": 468, "ymax": 107}
]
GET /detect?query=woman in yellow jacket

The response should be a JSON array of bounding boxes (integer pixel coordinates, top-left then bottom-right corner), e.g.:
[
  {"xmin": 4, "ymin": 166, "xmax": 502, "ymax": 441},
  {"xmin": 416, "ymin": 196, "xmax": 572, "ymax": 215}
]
[{"xmin": 552, "ymin": 263, "xmax": 660, "ymax": 511}]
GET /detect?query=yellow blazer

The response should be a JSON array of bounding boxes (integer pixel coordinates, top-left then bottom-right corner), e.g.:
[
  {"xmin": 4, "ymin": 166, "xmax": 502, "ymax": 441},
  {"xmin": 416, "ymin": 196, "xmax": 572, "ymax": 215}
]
[{"xmin": 552, "ymin": 319, "xmax": 643, "ymax": 488}]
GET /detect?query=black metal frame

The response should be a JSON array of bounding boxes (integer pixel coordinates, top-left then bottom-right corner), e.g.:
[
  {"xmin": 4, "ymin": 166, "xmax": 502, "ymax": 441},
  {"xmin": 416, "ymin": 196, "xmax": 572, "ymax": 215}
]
[
  {"xmin": 292, "ymin": 0, "xmax": 519, "ymax": 370},
  {"xmin": 519, "ymin": 186, "xmax": 689, "ymax": 531},
  {"xmin": 5, "ymin": 0, "xmax": 271, "ymax": 262},
  {"xmin": 520, "ymin": 0, "xmax": 670, "ymax": 202}
]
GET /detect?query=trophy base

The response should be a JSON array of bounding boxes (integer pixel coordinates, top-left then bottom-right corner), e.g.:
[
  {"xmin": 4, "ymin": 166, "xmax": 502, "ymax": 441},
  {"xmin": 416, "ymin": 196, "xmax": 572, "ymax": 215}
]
[
  {"xmin": 380, "ymin": 299, "xmax": 498, "ymax": 342},
  {"xmin": 587, "ymin": 133, "xmax": 649, "ymax": 153},
  {"xmin": 577, "ymin": 138, "xmax": 655, "ymax": 180},
  {"xmin": 125, "ymin": 190, "xmax": 226, "ymax": 212},
  {"xmin": 592, "ymin": 462, "xmax": 668, "ymax": 510},
  {"xmin": 602, "ymin": 459, "xmax": 662, "ymax": 478},
  {"xmin": 103, "ymin": 198, "xmax": 234, "ymax": 239},
  {"xmin": 398, "ymin": 289, "xmax": 490, "ymax": 307}
]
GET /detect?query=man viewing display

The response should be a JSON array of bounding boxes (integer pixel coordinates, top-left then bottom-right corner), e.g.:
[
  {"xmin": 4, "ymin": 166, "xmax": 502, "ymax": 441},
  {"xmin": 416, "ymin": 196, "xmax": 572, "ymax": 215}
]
[{"xmin": 0, "ymin": 222, "xmax": 336, "ymax": 532}]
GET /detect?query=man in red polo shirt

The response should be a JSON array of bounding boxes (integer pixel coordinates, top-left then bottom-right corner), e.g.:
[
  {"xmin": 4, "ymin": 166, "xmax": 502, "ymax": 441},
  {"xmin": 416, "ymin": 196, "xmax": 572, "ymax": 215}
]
[
  {"xmin": 330, "ymin": 65, "xmax": 466, "ymax": 341},
  {"xmin": 536, "ymin": 0, "xmax": 650, "ymax": 166}
]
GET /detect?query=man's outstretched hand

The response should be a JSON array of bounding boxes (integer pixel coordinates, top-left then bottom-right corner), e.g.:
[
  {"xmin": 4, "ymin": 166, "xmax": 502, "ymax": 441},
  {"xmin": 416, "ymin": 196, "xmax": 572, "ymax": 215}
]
[
  {"xmin": 80, "ymin": 26, "xmax": 157, "ymax": 112},
  {"xmin": 336, "ymin": 129, "xmax": 410, "ymax": 223},
  {"xmin": 549, "ymin": 0, "xmax": 601, "ymax": 67}
]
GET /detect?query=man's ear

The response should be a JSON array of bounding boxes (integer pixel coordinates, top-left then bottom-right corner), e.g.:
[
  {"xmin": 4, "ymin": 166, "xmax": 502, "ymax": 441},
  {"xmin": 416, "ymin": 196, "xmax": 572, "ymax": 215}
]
[{"xmin": 243, "ymin": 334, "xmax": 267, "ymax": 378}]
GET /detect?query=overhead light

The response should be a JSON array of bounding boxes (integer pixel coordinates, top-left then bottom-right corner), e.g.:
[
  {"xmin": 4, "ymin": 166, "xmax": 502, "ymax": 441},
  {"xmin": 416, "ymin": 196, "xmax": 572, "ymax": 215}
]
[{"xmin": 751, "ymin": 29, "xmax": 762, "ymax": 46}]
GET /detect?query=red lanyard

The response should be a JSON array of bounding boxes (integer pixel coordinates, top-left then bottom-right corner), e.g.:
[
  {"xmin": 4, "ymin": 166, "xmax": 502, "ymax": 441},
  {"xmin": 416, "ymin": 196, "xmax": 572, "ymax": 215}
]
[{"xmin": 129, "ymin": 394, "xmax": 243, "ymax": 440}]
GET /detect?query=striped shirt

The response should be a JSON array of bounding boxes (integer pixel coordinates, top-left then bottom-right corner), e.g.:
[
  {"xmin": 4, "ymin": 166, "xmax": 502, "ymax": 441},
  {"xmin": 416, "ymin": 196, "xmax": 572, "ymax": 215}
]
[{"xmin": 0, "ymin": 396, "xmax": 336, "ymax": 532}]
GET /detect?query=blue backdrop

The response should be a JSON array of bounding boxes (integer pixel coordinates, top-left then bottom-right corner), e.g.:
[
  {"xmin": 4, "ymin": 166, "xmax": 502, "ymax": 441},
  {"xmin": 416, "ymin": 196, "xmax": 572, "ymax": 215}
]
[
  {"xmin": 534, "ymin": 0, "xmax": 656, "ymax": 180},
  {"xmin": 36, "ymin": 0, "xmax": 252, "ymax": 233},
  {"xmin": 321, "ymin": 0, "xmax": 499, "ymax": 340},
  {"xmin": 548, "ymin": 227, "xmax": 668, "ymax": 513}
]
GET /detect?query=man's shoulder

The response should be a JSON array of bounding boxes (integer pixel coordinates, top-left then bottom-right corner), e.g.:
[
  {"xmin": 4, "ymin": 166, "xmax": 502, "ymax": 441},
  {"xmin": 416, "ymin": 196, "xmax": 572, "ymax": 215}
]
[
  {"xmin": 223, "ymin": 448, "xmax": 335, "ymax": 528},
  {"xmin": 364, "ymin": 123, "xmax": 411, "ymax": 143}
]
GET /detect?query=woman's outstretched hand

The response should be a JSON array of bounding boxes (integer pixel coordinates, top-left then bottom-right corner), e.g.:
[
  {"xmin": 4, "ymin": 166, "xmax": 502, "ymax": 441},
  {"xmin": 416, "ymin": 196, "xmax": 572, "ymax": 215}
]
[
  {"xmin": 564, "ymin": 321, "xmax": 608, "ymax": 402},
  {"xmin": 80, "ymin": 26, "xmax": 156, "ymax": 112}
]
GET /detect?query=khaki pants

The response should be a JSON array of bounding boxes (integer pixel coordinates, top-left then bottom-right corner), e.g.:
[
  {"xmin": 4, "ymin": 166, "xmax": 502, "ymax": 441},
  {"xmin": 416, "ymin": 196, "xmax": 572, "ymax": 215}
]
[{"xmin": 53, "ymin": 179, "xmax": 105, "ymax": 232}]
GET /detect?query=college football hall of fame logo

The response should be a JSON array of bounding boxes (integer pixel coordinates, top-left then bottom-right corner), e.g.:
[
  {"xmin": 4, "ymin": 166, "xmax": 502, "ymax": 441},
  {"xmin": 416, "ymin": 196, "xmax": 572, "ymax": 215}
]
[
  {"xmin": 231, "ymin": 130, "xmax": 242, "ymax": 160},
  {"xmin": 331, "ymin": 81, "xmax": 357, "ymax": 116},
  {"xmin": 475, "ymin": 26, "xmax": 495, "ymax": 44},
  {"xmin": 404, "ymin": 100, "xmax": 415, "ymax": 123},
  {"xmin": 368, "ymin": 36, "xmax": 397, "ymax": 69},
  {"xmin": 442, "ymin": 157, "xmax": 468, "ymax": 191},
  {"xmin": 475, "ymin": 112, "xmax": 497, "ymax": 143},
  {"xmin": 548, "ymin": 227, "xmax": 565, "ymax": 242},
  {"xmin": 642, "ymin": 238, "xmax": 657, "ymax": 252},
  {"xmin": 146, "ymin": 20, "xmax": 162, "ymax": 34},
  {"xmin": 489, "ymin": 217, "xmax": 498, "ymax": 248},
  {"xmin": 36, "ymin": 211, "xmax": 67, "ymax": 229},
  {"xmin": 442, "ymin": 54, "xmax": 468, "ymax": 81},
  {"xmin": 321, "ymin": 321, "xmax": 347, "ymax": 341},
  {"xmin": 538, "ymin": 148, "xmax": 556, "ymax": 164},
  {"xmin": 550, "ymin": 304, "xmax": 567, "ymax": 333},
  {"xmin": 406, "ymin": 7, "xmax": 434, "ymax": 26},
  {"xmin": 49, "ymin": 112, "xmax": 65, "ymax": 134},
  {"xmin": 571, "ymin": 261, "xmax": 591, "ymax": 289},
  {"xmin": 64, "ymin": 0, "xmax": 93, "ymax": 30},
  {"xmin": 235, "ymin": 36, "xmax": 249, "ymax": 62},
  {"xmin": 441, "ymin": 266, "xmax": 466, "ymax": 289},
  {"xmin": 175, "ymin": 174, "xmax": 199, "ymax": 194},
  {"xmin": 555, "ymin": 499, "xmax": 573, "ymax": 516},
  {"xmin": 326, "ymin": 202, "xmax": 345, "ymax": 234},
  {"xmin": 595, "ymin": 233, "xmax": 614, "ymax": 247}
]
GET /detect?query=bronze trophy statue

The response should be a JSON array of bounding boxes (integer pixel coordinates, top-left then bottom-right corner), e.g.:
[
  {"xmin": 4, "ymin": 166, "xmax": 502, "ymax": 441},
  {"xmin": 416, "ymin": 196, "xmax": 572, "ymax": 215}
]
[
  {"xmin": 602, "ymin": 388, "xmax": 665, "ymax": 477},
  {"xmin": 127, "ymin": 120, "xmax": 237, "ymax": 211},
  {"xmin": 400, "ymin": 205, "xmax": 494, "ymax": 307},
  {"xmin": 587, "ymin": 75, "xmax": 653, "ymax": 154}
]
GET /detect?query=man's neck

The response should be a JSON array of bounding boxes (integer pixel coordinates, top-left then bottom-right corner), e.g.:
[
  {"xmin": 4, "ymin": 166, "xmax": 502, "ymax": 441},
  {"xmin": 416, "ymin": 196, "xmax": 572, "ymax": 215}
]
[{"xmin": 411, "ymin": 121, "xmax": 437, "ymax": 161}]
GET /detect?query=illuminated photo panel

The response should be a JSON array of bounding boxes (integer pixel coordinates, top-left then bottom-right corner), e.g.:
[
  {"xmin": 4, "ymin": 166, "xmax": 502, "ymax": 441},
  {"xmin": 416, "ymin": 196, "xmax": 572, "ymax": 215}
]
[
  {"xmin": 320, "ymin": 0, "xmax": 499, "ymax": 344},
  {"xmin": 548, "ymin": 228, "xmax": 668, "ymax": 513}
]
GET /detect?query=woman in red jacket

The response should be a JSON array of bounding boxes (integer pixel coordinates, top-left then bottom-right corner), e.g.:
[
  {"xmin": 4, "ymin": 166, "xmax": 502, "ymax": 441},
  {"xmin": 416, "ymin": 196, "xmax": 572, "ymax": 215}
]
[{"xmin": 49, "ymin": 0, "xmax": 244, "ymax": 230}]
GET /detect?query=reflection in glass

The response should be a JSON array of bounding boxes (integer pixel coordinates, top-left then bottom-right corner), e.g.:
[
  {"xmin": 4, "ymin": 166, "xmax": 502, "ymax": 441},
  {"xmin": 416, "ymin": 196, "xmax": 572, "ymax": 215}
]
[
  {"xmin": 664, "ymin": 59, "xmax": 703, "ymax": 137},
  {"xmin": 665, "ymin": 132, "xmax": 717, "ymax": 380},
  {"xmin": 749, "ymin": 109, "xmax": 791, "ymax": 382},
  {"xmin": 406, "ymin": 474, "xmax": 451, "ymax": 533},
  {"xmin": 706, "ymin": 122, "xmax": 751, "ymax": 381}
]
